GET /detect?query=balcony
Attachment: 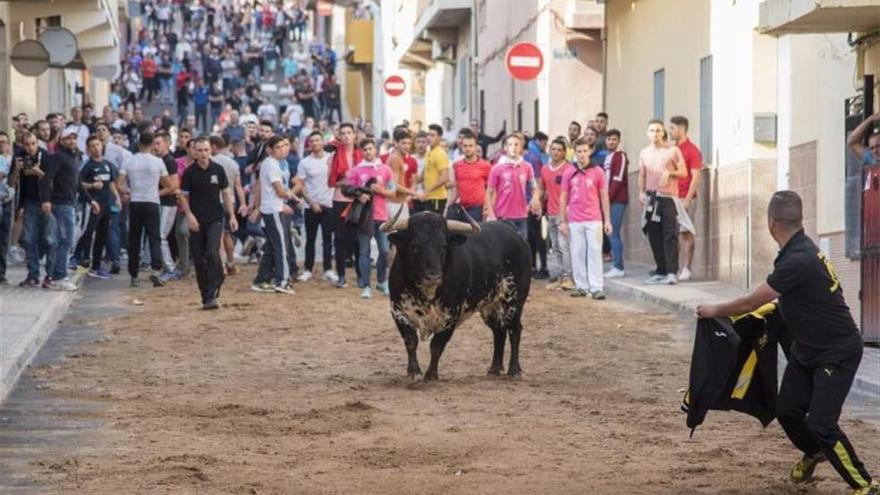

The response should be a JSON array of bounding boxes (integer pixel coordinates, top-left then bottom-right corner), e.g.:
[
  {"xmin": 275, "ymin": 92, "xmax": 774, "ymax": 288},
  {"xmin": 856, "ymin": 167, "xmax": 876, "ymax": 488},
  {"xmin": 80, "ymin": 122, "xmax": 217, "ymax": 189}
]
[
  {"xmin": 565, "ymin": 0, "xmax": 604, "ymax": 30},
  {"xmin": 758, "ymin": 0, "xmax": 880, "ymax": 35}
]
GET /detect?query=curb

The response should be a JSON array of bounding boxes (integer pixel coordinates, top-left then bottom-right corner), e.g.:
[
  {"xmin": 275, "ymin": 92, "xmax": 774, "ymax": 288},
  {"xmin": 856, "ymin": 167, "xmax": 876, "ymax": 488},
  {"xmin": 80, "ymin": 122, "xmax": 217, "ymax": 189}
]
[{"xmin": 0, "ymin": 272, "xmax": 84, "ymax": 404}]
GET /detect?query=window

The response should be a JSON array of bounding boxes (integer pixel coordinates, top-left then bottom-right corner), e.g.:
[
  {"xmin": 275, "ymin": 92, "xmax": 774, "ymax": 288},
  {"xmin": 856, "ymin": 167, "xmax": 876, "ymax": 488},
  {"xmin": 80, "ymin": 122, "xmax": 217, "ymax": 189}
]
[
  {"xmin": 653, "ymin": 68, "xmax": 665, "ymax": 120},
  {"xmin": 700, "ymin": 56, "xmax": 713, "ymax": 163}
]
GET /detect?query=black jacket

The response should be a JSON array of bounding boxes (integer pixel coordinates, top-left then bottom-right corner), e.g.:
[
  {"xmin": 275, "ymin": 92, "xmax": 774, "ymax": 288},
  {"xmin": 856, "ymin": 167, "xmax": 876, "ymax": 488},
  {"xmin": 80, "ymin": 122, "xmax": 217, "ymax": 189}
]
[
  {"xmin": 47, "ymin": 149, "xmax": 82, "ymax": 206},
  {"xmin": 682, "ymin": 304, "xmax": 791, "ymax": 436}
]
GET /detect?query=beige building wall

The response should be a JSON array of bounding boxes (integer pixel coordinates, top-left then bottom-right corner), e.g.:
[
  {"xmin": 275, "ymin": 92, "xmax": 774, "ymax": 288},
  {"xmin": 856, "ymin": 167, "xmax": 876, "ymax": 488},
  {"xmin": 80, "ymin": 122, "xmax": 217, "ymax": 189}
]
[{"xmin": 476, "ymin": 0, "xmax": 602, "ymax": 153}]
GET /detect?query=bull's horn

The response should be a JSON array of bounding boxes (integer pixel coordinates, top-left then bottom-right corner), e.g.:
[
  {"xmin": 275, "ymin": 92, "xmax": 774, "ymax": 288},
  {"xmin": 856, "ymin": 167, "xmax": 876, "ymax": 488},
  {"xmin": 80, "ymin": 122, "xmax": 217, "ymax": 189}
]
[
  {"xmin": 380, "ymin": 206, "xmax": 408, "ymax": 232},
  {"xmin": 460, "ymin": 206, "xmax": 481, "ymax": 232},
  {"xmin": 446, "ymin": 220, "xmax": 481, "ymax": 234}
]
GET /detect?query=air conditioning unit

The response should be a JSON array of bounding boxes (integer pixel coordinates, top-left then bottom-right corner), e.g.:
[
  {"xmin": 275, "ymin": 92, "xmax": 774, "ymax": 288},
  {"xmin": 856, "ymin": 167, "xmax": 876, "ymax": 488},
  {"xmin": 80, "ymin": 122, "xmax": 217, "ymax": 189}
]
[{"xmin": 431, "ymin": 39, "xmax": 455, "ymax": 63}]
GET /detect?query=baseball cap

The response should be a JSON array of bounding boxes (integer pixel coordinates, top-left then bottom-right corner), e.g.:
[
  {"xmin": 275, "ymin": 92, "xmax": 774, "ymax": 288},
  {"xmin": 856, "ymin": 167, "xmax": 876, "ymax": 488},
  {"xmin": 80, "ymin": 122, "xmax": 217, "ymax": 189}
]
[{"xmin": 61, "ymin": 127, "xmax": 79, "ymax": 138}]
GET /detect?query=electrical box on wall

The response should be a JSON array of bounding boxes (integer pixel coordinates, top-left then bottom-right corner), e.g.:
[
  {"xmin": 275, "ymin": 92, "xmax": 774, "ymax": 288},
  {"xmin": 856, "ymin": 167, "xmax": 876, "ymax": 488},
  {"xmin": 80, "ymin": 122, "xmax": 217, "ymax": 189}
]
[{"xmin": 754, "ymin": 113, "xmax": 777, "ymax": 144}]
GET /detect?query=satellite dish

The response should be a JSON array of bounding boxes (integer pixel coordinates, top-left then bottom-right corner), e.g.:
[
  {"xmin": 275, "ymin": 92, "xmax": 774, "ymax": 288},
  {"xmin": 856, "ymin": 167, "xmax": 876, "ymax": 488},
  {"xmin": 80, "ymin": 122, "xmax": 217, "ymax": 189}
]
[
  {"xmin": 39, "ymin": 27, "xmax": 78, "ymax": 66},
  {"xmin": 11, "ymin": 40, "xmax": 50, "ymax": 77}
]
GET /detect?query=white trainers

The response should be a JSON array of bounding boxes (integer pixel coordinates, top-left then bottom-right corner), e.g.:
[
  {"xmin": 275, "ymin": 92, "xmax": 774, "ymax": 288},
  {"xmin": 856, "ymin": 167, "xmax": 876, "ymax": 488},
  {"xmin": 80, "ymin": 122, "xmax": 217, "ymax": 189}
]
[
  {"xmin": 605, "ymin": 267, "xmax": 626, "ymax": 279},
  {"xmin": 644, "ymin": 274, "xmax": 666, "ymax": 284},
  {"xmin": 298, "ymin": 270, "xmax": 313, "ymax": 282},
  {"xmin": 361, "ymin": 287, "xmax": 372, "ymax": 299},
  {"xmin": 665, "ymin": 274, "xmax": 678, "ymax": 285},
  {"xmin": 54, "ymin": 278, "xmax": 79, "ymax": 292},
  {"xmin": 678, "ymin": 267, "xmax": 692, "ymax": 281},
  {"xmin": 323, "ymin": 270, "xmax": 339, "ymax": 284}
]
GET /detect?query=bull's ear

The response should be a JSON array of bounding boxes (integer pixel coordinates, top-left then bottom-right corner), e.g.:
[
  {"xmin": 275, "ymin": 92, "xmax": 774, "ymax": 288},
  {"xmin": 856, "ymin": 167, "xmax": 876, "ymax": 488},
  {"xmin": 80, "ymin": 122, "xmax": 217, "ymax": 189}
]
[
  {"xmin": 388, "ymin": 231, "xmax": 409, "ymax": 247},
  {"xmin": 447, "ymin": 233, "xmax": 468, "ymax": 246}
]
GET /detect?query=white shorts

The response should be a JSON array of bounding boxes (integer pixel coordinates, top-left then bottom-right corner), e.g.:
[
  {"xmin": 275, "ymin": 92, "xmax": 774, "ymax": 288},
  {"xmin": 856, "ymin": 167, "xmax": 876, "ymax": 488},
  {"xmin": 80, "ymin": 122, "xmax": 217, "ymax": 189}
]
[{"xmin": 387, "ymin": 202, "xmax": 410, "ymax": 221}]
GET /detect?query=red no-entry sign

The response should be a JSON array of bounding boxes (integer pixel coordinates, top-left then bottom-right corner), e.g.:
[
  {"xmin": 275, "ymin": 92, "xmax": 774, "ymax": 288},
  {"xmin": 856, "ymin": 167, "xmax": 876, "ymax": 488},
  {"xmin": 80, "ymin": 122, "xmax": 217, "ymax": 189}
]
[
  {"xmin": 384, "ymin": 75, "xmax": 406, "ymax": 97},
  {"xmin": 505, "ymin": 42, "xmax": 544, "ymax": 81}
]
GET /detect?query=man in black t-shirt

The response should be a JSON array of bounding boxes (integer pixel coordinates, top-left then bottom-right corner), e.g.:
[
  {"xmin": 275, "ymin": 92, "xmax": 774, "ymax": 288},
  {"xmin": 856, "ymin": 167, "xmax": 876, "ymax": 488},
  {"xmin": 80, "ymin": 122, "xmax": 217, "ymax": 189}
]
[
  {"xmin": 179, "ymin": 137, "xmax": 237, "ymax": 310},
  {"xmin": 697, "ymin": 191, "xmax": 876, "ymax": 494},
  {"xmin": 74, "ymin": 135, "xmax": 119, "ymax": 279}
]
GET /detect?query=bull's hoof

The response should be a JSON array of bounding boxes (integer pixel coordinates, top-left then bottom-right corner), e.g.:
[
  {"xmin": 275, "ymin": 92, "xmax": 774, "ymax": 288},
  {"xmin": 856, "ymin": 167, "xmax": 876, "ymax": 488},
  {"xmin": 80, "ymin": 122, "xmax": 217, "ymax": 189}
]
[
  {"xmin": 423, "ymin": 371, "xmax": 439, "ymax": 381},
  {"xmin": 487, "ymin": 366, "xmax": 503, "ymax": 376},
  {"xmin": 407, "ymin": 366, "xmax": 422, "ymax": 377},
  {"xmin": 507, "ymin": 367, "xmax": 522, "ymax": 378}
]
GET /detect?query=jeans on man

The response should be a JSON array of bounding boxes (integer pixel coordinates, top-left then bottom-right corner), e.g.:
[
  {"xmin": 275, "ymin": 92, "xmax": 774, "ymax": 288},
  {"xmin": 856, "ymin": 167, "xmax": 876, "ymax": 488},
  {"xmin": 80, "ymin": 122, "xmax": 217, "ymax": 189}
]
[
  {"xmin": 357, "ymin": 223, "xmax": 389, "ymax": 289},
  {"xmin": 50, "ymin": 204, "xmax": 76, "ymax": 281},
  {"xmin": 304, "ymin": 206, "xmax": 334, "ymax": 273},
  {"xmin": 0, "ymin": 202, "xmax": 13, "ymax": 279},
  {"xmin": 547, "ymin": 216, "xmax": 571, "ymax": 280},
  {"xmin": 21, "ymin": 203, "xmax": 56, "ymax": 280},
  {"xmin": 609, "ymin": 202, "xmax": 627, "ymax": 271},
  {"xmin": 175, "ymin": 211, "xmax": 191, "ymax": 273},
  {"xmin": 107, "ymin": 209, "xmax": 121, "ymax": 264}
]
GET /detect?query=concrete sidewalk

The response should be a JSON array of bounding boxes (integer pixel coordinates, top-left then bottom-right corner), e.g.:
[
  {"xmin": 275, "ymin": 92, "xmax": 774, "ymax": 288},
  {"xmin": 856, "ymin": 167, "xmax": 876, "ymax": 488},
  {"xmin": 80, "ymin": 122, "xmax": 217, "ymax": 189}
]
[
  {"xmin": 603, "ymin": 263, "xmax": 880, "ymax": 410},
  {"xmin": 0, "ymin": 265, "xmax": 84, "ymax": 404}
]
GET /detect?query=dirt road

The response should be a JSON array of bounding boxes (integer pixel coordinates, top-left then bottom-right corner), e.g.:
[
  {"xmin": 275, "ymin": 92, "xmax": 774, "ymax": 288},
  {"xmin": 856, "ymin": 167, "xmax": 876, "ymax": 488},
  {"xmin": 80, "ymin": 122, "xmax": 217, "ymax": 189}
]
[{"xmin": 7, "ymin": 267, "xmax": 879, "ymax": 494}]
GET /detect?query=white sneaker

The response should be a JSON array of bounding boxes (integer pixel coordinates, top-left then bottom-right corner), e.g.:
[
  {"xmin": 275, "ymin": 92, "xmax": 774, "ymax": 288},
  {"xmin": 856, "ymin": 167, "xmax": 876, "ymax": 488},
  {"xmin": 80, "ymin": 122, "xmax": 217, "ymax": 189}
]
[
  {"xmin": 644, "ymin": 274, "xmax": 666, "ymax": 284},
  {"xmin": 297, "ymin": 270, "xmax": 313, "ymax": 282},
  {"xmin": 678, "ymin": 267, "xmax": 692, "ymax": 281},
  {"xmin": 665, "ymin": 274, "xmax": 678, "ymax": 285},
  {"xmin": 323, "ymin": 270, "xmax": 339, "ymax": 284},
  {"xmin": 361, "ymin": 287, "xmax": 372, "ymax": 299},
  {"xmin": 55, "ymin": 278, "xmax": 79, "ymax": 292},
  {"xmin": 605, "ymin": 267, "xmax": 626, "ymax": 279}
]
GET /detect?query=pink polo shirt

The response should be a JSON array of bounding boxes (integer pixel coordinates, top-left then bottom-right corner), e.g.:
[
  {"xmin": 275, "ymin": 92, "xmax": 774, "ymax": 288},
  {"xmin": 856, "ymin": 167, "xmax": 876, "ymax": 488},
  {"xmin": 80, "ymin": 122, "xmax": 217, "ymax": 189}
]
[
  {"xmin": 345, "ymin": 160, "xmax": 395, "ymax": 222},
  {"xmin": 561, "ymin": 164, "xmax": 605, "ymax": 223},
  {"xmin": 488, "ymin": 158, "xmax": 534, "ymax": 220}
]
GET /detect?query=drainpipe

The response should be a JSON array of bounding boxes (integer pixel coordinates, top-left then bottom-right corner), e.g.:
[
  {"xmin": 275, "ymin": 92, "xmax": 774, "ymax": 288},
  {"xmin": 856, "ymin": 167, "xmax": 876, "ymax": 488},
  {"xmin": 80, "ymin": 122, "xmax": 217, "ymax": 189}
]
[
  {"xmin": 470, "ymin": 0, "xmax": 478, "ymax": 123},
  {"xmin": 601, "ymin": 2, "xmax": 607, "ymax": 110},
  {"xmin": 365, "ymin": 0, "xmax": 384, "ymax": 133}
]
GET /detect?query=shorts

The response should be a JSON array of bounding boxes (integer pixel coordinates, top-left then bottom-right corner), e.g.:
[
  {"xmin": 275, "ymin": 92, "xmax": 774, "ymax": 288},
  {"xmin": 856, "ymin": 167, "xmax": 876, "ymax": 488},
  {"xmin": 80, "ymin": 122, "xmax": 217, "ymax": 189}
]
[
  {"xmin": 387, "ymin": 202, "xmax": 409, "ymax": 222},
  {"xmin": 675, "ymin": 197, "xmax": 696, "ymax": 235}
]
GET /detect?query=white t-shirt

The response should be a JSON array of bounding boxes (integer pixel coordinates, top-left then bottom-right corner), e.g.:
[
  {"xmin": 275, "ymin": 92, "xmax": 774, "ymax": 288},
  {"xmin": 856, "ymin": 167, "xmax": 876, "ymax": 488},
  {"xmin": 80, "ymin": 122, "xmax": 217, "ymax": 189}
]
[
  {"xmin": 213, "ymin": 153, "xmax": 240, "ymax": 200},
  {"xmin": 296, "ymin": 153, "xmax": 333, "ymax": 208},
  {"xmin": 259, "ymin": 157, "xmax": 286, "ymax": 214},
  {"xmin": 120, "ymin": 152, "xmax": 168, "ymax": 204}
]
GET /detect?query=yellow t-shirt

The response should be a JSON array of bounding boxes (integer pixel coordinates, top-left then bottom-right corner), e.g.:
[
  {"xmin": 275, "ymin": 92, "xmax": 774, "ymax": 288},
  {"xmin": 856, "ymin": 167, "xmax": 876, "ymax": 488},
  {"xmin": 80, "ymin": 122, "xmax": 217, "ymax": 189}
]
[{"xmin": 424, "ymin": 145, "xmax": 449, "ymax": 200}]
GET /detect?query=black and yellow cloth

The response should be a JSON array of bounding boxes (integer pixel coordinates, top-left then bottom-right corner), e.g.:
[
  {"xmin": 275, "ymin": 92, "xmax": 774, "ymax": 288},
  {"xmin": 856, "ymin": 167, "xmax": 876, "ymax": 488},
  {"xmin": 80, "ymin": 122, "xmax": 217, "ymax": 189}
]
[{"xmin": 682, "ymin": 303, "xmax": 788, "ymax": 435}]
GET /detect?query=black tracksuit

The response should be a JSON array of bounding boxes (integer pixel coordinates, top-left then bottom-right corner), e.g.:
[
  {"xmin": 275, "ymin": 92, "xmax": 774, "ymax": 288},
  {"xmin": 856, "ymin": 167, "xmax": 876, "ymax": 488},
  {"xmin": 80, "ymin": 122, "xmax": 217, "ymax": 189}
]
[
  {"xmin": 181, "ymin": 162, "xmax": 229, "ymax": 303},
  {"xmin": 643, "ymin": 192, "xmax": 678, "ymax": 276},
  {"xmin": 766, "ymin": 230, "xmax": 872, "ymax": 489},
  {"xmin": 74, "ymin": 159, "xmax": 117, "ymax": 269}
]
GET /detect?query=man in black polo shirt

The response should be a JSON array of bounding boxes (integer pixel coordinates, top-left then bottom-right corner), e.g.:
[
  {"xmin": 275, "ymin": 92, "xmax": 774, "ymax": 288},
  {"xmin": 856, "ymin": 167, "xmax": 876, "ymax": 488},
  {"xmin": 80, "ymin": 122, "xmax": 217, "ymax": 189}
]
[
  {"xmin": 697, "ymin": 191, "xmax": 876, "ymax": 495},
  {"xmin": 178, "ymin": 137, "xmax": 237, "ymax": 310}
]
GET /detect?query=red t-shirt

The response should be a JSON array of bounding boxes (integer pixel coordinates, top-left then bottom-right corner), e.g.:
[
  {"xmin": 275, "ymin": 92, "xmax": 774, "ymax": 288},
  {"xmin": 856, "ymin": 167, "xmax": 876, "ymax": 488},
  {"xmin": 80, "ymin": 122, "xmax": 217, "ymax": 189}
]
[
  {"xmin": 452, "ymin": 158, "xmax": 492, "ymax": 207},
  {"xmin": 677, "ymin": 139, "xmax": 703, "ymax": 199},
  {"xmin": 540, "ymin": 161, "xmax": 572, "ymax": 216},
  {"xmin": 141, "ymin": 59, "xmax": 158, "ymax": 79}
]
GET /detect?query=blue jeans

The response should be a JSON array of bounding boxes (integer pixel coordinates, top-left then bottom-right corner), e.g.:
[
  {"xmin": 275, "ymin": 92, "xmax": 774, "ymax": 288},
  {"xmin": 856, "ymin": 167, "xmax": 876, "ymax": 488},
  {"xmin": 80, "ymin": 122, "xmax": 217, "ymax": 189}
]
[
  {"xmin": 357, "ymin": 223, "xmax": 389, "ymax": 288},
  {"xmin": 107, "ymin": 209, "xmax": 121, "ymax": 263},
  {"xmin": 51, "ymin": 204, "xmax": 76, "ymax": 281},
  {"xmin": 502, "ymin": 218, "xmax": 528, "ymax": 241},
  {"xmin": 0, "ymin": 202, "xmax": 12, "ymax": 279},
  {"xmin": 21, "ymin": 202, "xmax": 56, "ymax": 280},
  {"xmin": 610, "ymin": 202, "xmax": 627, "ymax": 270}
]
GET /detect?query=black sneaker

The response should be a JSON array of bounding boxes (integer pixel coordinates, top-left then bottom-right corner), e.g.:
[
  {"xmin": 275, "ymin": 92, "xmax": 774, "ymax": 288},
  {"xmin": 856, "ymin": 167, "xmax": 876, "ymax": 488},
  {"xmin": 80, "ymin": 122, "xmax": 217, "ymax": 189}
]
[
  {"xmin": 534, "ymin": 269, "xmax": 550, "ymax": 280},
  {"xmin": 109, "ymin": 263, "xmax": 121, "ymax": 275},
  {"xmin": 19, "ymin": 278, "xmax": 40, "ymax": 288},
  {"xmin": 0, "ymin": 276, "xmax": 8, "ymax": 284},
  {"xmin": 149, "ymin": 272, "xmax": 165, "ymax": 287},
  {"xmin": 130, "ymin": 278, "xmax": 140, "ymax": 288},
  {"xmin": 570, "ymin": 289, "xmax": 588, "ymax": 298}
]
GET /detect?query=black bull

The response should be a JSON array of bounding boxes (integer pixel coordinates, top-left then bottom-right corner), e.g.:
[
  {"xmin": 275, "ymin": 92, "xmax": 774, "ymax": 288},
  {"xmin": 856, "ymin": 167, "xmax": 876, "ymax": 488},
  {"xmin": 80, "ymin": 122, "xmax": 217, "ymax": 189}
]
[{"xmin": 383, "ymin": 211, "xmax": 532, "ymax": 381}]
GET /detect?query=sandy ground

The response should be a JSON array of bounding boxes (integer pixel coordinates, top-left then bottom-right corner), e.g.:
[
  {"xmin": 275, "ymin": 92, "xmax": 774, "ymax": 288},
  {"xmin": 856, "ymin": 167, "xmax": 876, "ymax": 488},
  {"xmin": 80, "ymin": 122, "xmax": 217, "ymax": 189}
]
[{"xmin": 10, "ymin": 266, "xmax": 880, "ymax": 494}]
